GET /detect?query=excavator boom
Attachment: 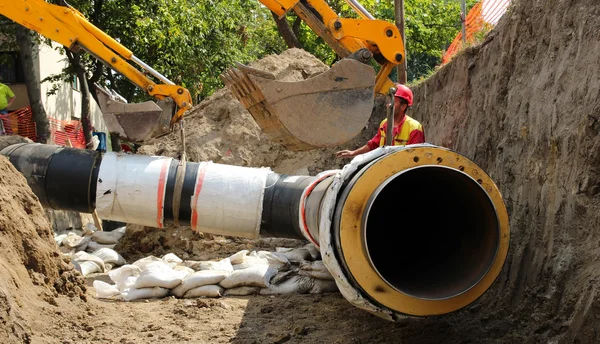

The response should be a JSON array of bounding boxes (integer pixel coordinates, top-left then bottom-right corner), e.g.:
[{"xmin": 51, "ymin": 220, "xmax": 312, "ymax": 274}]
[
  {"xmin": 2, "ymin": 0, "xmax": 193, "ymax": 143},
  {"xmin": 223, "ymin": 0, "xmax": 405, "ymax": 150},
  {"xmin": 3, "ymin": 0, "xmax": 404, "ymax": 151}
]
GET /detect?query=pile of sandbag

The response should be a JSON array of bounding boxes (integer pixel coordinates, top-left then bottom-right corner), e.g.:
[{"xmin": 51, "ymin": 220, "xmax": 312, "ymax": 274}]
[
  {"xmin": 94, "ymin": 244, "xmax": 338, "ymax": 301},
  {"xmin": 54, "ymin": 224, "xmax": 127, "ymax": 276}
]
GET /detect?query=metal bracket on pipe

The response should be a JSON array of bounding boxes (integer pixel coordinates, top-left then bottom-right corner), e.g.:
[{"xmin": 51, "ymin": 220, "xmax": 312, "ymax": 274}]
[
  {"xmin": 172, "ymin": 120, "xmax": 188, "ymax": 226},
  {"xmin": 385, "ymin": 87, "xmax": 396, "ymax": 146}
]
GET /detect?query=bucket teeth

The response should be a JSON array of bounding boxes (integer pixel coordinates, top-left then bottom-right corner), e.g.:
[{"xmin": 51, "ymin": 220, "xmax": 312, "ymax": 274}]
[
  {"xmin": 95, "ymin": 85, "xmax": 174, "ymax": 143},
  {"xmin": 221, "ymin": 59, "xmax": 377, "ymax": 151}
]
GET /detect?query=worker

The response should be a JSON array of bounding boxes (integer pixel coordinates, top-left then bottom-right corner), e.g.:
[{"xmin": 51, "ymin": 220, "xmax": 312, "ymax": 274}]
[
  {"xmin": 0, "ymin": 81, "xmax": 15, "ymax": 115},
  {"xmin": 336, "ymin": 84, "xmax": 424, "ymax": 159}
]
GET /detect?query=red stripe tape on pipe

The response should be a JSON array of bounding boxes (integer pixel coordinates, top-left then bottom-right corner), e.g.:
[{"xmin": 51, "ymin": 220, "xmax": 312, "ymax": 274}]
[
  {"xmin": 191, "ymin": 162, "xmax": 209, "ymax": 230},
  {"xmin": 156, "ymin": 158, "xmax": 170, "ymax": 228}
]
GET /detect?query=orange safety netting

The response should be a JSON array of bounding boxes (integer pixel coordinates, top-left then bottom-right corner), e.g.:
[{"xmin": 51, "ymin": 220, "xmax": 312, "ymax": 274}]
[
  {"xmin": 0, "ymin": 106, "xmax": 86, "ymax": 148},
  {"xmin": 0, "ymin": 107, "xmax": 37, "ymax": 141},
  {"xmin": 442, "ymin": 0, "xmax": 511, "ymax": 64},
  {"xmin": 49, "ymin": 117, "xmax": 86, "ymax": 148}
]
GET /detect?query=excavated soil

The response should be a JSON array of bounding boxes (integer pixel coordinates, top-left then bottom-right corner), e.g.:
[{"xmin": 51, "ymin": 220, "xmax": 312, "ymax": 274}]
[
  {"xmin": 2, "ymin": 0, "xmax": 600, "ymax": 342},
  {"xmin": 0, "ymin": 155, "xmax": 88, "ymax": 343},
  {"xmin": 409, "ymin": 0, "xmax": 600, "ymax": 342}
]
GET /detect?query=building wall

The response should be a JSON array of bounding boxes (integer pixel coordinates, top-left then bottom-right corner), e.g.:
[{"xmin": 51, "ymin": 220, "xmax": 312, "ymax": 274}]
[{"xmin": 36, "ymin": 42, "xmax": 109, "ymax": 134}]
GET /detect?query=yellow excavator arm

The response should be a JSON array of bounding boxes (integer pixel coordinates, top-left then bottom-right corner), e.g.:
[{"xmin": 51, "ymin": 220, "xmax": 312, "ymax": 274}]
[
  {"xmin": 2, "ymin": 0, "xmax": 193, "ymax": 143},
  {"xmin": 222, "ymin": 0, "xmax": 405, "ymax": 150},
  {"xmin": 3, "ymin": 0, "xmax": 405, "ymax": 151},
  {"xmin": 260, "ymin": 0, "xmax": 404, "ymax": 95}
]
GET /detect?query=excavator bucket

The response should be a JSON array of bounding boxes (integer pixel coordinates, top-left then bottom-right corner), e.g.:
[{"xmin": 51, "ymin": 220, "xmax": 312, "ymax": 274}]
[
  {"xmin": 221, "ymin": 58, "xmax": 376, "ymax": 151},
  {"xmin": 95, "ymin": 85, "xmax": 174, "ymax": 143}
]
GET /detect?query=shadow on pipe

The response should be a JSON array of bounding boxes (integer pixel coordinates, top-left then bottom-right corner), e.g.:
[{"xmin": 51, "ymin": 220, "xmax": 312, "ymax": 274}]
[{"xmin": 365, "ymin": 166, "xmax": 500, "ymax": 301}]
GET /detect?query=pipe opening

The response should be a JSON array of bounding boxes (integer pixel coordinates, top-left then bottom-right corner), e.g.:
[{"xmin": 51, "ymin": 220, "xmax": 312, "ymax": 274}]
[{"xmin": 364, "ymin": 166, "xmax": 500, "ymax": 300}]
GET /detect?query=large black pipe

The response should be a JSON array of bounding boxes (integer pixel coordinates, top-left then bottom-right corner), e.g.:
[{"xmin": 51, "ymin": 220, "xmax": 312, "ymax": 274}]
[
  {"xmin": 1, "ymin": 143, "xmax": 101, "ymax": 213},
  {"xmin": 1, "ymin": 143, "xmax": 509, "ymax": 318}
]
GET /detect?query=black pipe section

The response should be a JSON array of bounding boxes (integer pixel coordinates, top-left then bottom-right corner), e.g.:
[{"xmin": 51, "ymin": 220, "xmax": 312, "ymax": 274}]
[
  {"xmin": 162, "ymin": 161, "xmax": 199, "ymax": 226},
  {"xmin": 260, "ymin": 173, "xmax": 316, "ymax": 239},
  {"xmin": 0, "ymin": 143, "xmax": 101, "ymax": 213}
]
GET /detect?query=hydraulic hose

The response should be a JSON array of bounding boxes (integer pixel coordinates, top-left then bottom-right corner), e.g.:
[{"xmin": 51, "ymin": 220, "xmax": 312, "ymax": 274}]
[{"xmin": 1, "ymin": 143, "xmax": 509, "ymax": 319}]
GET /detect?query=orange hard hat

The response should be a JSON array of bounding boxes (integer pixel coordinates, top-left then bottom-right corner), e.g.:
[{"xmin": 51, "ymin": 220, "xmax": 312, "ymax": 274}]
[{"xmin": 394, "ymin": 84, "xmax": 413, "ymax": 106}]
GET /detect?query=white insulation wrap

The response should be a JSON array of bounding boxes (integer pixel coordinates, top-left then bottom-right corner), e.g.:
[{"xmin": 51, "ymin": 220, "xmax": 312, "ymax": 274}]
[
  {"xmin": 191, "ymin": 162, "xmax": 270, "ymax": 238},
  {"xmin": 319, "ymin": 146, "xmax": 427, "ymax": 321},
  {"xmin": 96, "ymin": 153, "xmax": 173, "ymax": 228}
]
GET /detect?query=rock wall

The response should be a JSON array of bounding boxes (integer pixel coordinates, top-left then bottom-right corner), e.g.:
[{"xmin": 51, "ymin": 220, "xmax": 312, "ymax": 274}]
[{"xmin": 410, "ymin": 0, "xmax": 600, "ymax": 342}]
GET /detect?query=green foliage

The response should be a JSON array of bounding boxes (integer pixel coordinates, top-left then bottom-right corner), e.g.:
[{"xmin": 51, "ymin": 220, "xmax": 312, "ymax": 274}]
[
  {"xmin": 286, "ymin": 0, "xmax": 479, "ymax": 82},
  {"xmin": 2, "ymin": 0, "xmax": 482, "ymax": 99},
  {"xmin": 96, "ymin": 0, "xmax": 279, "ymax": 101}
]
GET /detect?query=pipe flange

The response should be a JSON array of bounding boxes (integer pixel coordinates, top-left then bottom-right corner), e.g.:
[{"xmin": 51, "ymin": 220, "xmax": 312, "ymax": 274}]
[{"xmin": 336, "ymin": 146, "xmax": 509, "ymax": 316}]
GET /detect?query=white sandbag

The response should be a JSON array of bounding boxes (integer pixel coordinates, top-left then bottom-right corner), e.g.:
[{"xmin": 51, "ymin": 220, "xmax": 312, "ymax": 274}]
[
  {"xmin": 299, "ymin": 261, "xmax": 334, "ymax": 280},
  {"xmin": 113, "ymin": 226, "xmax": 127, "ymax": 234},
  {"xmin": 174, "ymin": 265, "xmax": 195, "ymax": 275},
  {"xmin": 162, "ymin": 253, "xmax": 183, "ymax": 264},
  {"xmin": 276, "ymin": 247, "xmax": 312, "ymax": 263},
  {"xmin": 183, "ymin": 285, "xmax": 224, "ymax": 298},
  {"xmin": 230, "ymin": 251, "xmax": 290, "ymax": 271},
  {"xmin": 224, "ymin": 286, "xmax": 260, "ymax": 296},
  {"xmin": 62, "ymin": 232, "xmax": 87, "ymax": 248},
  {"xmin": 63, "ymin": 233, "xmax": 91, "ymax": 252},
  {"xmin": 109, "ymin": 265, "xmax": 142, "ymax": 292},
  {"xmin": 228, "ymin": 250, "xmax": 249, "ymax": 265},
  {"xmin": 92, "ymin": 230, "xmax": 125, "ymax": 245},
  {"xmin": 259, "ymin": 275, "xmax": 314, "ymax": 295},
  {"xmin": 54, "ymin": 234, "xmax": 68, "ymax": 246},
  {"xmin": 219, "ymin": 265, "xmax": 277, "ymax": 289},
  {"xmin": 232, "ymin": 255, "xmax": 268, "ymax": 270},
  {"xmin": 91, "ymin": 248, "xmax": 126, "ymax": 266},
  {"xmin": 78, "ymin": 261, "xmax": 103, "ymax": 276},
  {"xmin": 186, "ymin": 258, "xmax": 234, "ymax": 272},
  {"xmin": 132, "ymin": 256, "xmax": 163, "ymax": 270},
  {"xmin": 303, "ymin": 244, "xmax": 321, "ymax": 260},
  {"xmin": 83, "ymin": 223, "xmax": 97, "ymax": 236},
  {"xmin": 72, "ymin": 251, "xmax": 106, "ymax": 272},
  {"xmin": 85, "ymin": 241, "xmax": 116, "ymax": 253},
  {"xmin": 124, "ymin": 287, "xmax": 169, "ymax": 301},
  {"xmin": 94, "ymin": 280, "xmax": 121, "ymax": 299},
  {"xmin": 256, "ymin": 251, "xmax": 290, "ymax": 270},
  {"xmin": 170, "ymin": 270, "xmax": 230, "ymax": 298},
  {"xmin": 310, "ymin": 279, "xmax": 338, "ymax": 294},
  {"xmin": 75, "ymin": 236, "xmax": 92, "ymax": 252},
  {"xmin": 134, "ymin": 261, "xmax": 187, "ymax": 289}
]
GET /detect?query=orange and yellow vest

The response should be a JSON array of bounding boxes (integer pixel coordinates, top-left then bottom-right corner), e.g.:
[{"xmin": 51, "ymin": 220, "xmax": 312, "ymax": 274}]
[{"xmin": 378, "ymin": 115, "xmax": 423, "ymax": 147}]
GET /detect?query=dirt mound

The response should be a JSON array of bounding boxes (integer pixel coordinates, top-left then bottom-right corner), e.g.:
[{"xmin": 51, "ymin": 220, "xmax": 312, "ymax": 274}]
[
  {"xmin": 0, "ymin": 155, "xmax": 87, "ymax": 343},
  {"xmin": 409, "ymin": 0, "xmax": 600, "ymax": 342},
  {"xmin": 139, "ymin": 48, "xmax": 386, "ymax": 175}
]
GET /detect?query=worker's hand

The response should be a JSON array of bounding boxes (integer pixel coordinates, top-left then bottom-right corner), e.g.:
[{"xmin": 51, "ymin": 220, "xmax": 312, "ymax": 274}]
[{"xmin": 336, "ymin": 150, "xmax": 356, "ymax": 159}]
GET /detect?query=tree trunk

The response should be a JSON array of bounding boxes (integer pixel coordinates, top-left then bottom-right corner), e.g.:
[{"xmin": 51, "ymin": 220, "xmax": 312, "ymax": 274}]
[
  {"xmin": 270, "ymin": 11, "xmax": 302, "ymax": 49},
  {"xmin": 66, "ymin": 51, "xmax": 93, "ymax": 147},
  {"xmin": 15, "ymin": 27, "xmax": 50, "ymax": 143}
]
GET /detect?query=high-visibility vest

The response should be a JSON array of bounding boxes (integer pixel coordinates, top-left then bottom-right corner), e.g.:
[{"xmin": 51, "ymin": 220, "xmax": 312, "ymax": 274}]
[{"xmin": 378, "ymin": 115, "xmax": 423, "ymax": 147}]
